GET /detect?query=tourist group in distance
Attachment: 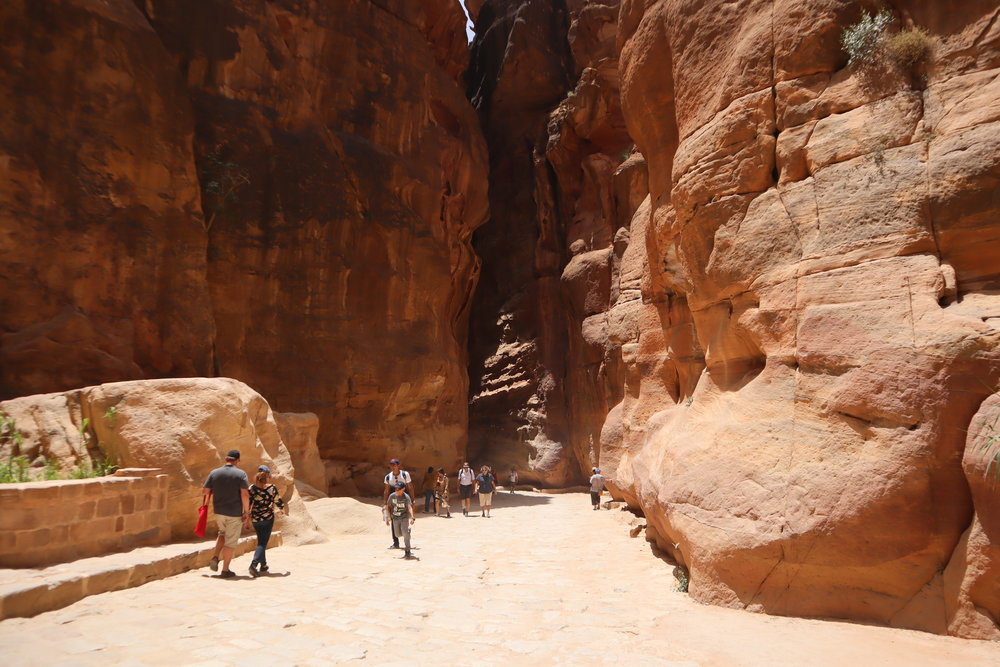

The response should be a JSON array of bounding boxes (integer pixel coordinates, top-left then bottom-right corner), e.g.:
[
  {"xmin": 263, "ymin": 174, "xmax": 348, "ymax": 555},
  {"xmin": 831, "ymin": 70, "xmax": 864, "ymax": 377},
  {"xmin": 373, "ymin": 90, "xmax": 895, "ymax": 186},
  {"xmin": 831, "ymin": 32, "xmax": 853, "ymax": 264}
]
[{"xmin": 199, "ymin": 450, "xmax": 609, "ymax": 575}]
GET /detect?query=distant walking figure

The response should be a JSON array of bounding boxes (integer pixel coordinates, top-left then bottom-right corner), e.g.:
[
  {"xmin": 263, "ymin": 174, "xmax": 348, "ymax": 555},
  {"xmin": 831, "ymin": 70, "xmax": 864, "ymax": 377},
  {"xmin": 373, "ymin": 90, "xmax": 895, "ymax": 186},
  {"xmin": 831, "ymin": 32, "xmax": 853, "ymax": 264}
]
[
  {"xmin": 475, "ymin": 465, "xmax": 496, "ymax": 517},
  {"xmin": 507, "ymin": 467, "xmax": 518, "ymax": 494},
  {"xmin": 589, "ymin": 467, "xmax": 607, "ymax": 510},
  {"xmin": 201, "ymin": 449, "xmax": 251, "ymax": 578},
  {"xmin": 421, "ymin": 466, "xmax": 436, "ymax": 513},
  {"xmin": 383, "ymin": 458, "xmax": 414, "ymax": 548},
  {"xmin": 434, "ymin": 467, "xmax": 451, "ymax": 517},
  {"xmin": 457, "ymin": 462, "xmax": 475, "ymax": 517},
  {"xmin": 385, "ymin": 483, "xmax": 415, "ymax": 558},
  {"xmin": 248, "ymin": 465, "xmax": 288, "ymax": 577}
]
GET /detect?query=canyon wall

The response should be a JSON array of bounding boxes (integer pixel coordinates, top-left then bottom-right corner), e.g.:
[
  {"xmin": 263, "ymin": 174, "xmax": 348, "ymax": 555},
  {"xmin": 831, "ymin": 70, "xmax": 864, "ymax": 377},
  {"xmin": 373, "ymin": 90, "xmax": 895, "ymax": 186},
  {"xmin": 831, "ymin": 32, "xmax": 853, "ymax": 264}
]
[
  {"xmin": 0, "ymin": 0, "xmax": 488, "ymax": 491},
  {"xmin": 603, "ymin": 0, "xmax": 1000, "ymax": 639},
  {"xmin": 469, "ymin": 0, "xmax": 1000, "ymax": 640},
  {"xmin": 468, "ymin": 0, "xmax": 637, "ymax": 485}
]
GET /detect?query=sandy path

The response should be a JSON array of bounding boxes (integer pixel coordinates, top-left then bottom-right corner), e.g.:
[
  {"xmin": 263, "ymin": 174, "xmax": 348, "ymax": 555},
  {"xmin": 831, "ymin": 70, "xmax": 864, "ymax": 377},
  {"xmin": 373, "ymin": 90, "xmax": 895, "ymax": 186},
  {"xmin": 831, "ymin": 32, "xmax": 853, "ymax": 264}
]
[{"xmin": 0, "ymin": 491, "xmax": 996, "ymax": 665}]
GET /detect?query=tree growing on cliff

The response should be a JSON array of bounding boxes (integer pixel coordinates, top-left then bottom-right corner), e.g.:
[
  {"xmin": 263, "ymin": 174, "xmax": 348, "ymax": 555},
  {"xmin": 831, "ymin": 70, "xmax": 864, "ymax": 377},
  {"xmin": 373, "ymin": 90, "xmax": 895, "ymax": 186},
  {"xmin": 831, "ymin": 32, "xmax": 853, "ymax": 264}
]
[{"xmin": 199, "ymin": 150, "xmax": 250, "ymax": 232}]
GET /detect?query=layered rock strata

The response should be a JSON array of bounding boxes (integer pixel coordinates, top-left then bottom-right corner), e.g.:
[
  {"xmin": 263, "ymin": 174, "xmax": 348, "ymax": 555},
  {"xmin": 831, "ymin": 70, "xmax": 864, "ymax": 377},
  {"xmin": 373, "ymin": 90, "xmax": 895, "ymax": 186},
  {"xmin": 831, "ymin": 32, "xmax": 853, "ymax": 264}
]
[
  {"xmin": 0, "ymin": 0, "xmax": 488, "ymax": 492},
  {"xmin": 603, "ymin": 0, "xmax": 1000, "ymax": 639}
]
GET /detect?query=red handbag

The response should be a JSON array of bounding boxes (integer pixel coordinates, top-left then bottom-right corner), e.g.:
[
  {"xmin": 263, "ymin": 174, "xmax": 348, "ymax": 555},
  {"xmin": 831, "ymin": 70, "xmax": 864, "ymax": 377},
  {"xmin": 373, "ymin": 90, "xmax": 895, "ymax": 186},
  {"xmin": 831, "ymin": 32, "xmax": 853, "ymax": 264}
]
[{"xmin": 194, "ymin": 505, "xmax": 208, "ymax": 537}]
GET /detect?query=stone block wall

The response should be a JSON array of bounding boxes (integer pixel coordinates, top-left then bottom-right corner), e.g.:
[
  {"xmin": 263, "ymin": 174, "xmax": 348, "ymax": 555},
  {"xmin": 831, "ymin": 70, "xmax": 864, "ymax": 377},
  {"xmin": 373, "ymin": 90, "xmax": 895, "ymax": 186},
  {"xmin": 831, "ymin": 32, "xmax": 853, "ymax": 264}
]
[{"xmin": 0, "ymin": 469, "xmax": 170, "ymax": 568}]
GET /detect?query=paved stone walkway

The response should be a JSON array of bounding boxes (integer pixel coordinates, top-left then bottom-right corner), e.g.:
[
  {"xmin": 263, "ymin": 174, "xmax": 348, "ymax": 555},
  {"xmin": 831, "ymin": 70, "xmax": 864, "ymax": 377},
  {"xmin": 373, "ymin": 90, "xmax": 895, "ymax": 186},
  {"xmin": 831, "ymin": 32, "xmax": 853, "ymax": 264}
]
[{"xmin": 1, "ymin": 492, "xmax": 997, "ymax": 665}]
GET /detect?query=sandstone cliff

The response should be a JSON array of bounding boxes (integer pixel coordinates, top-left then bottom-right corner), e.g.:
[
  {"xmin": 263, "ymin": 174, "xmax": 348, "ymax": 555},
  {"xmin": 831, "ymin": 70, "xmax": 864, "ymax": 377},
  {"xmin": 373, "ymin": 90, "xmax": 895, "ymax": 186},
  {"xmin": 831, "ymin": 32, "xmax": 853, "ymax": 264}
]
[
  {"xmin": 0, "ymin": 0, "xmax": 489, "ymax": 491},
  {"xmin": 602, "ymin": 0, "xmax": 1000, "ymax": 639},
  {"xmin": 468, "ymin": 0, "xmax": 1000, "ymax": 641},
  {"xmin": 467, "ymin": 0, "xmax": 636, "ymax": 486}
]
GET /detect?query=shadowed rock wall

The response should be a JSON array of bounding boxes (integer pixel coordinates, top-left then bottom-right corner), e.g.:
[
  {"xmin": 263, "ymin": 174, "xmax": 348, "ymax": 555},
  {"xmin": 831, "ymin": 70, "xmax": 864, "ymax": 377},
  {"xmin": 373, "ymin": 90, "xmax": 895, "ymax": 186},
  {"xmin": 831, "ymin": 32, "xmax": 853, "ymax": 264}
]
[
  {"xmin": 0, "ymin": 0, "xmax": 488, "ymax": 492},
  {"xmin": 467, "ymin": 0, "xmax": 636, "ymax": 486}
]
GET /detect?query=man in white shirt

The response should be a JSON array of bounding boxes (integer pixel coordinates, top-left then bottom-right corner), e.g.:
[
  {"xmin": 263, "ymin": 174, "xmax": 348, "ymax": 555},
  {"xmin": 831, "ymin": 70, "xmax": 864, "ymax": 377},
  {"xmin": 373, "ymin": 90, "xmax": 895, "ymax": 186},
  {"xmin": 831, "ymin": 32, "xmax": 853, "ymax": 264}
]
[
  {"xmin": 589, "ymin": 467, "xmax": 607, "ymax": 510},
  {"xmin": 383, "ymin": 458, "xmax": 414, "ymax": 548},
  {"xmin": 457, "ymin": 461, "xmax": 475, "ymax": 517}
]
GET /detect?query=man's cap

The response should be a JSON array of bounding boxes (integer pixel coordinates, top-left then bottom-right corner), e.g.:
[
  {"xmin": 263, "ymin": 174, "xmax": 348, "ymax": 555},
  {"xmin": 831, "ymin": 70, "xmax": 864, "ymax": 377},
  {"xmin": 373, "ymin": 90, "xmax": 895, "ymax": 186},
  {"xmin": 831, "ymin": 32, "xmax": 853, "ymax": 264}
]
[
  {"xmin": 395, "ymin": 482, "xmax": 407, "ymax": 490},
  {"xmin": 463, "ymin": 462, "xmax": 469, "ymax": 466},
  {"xmin": 226, "ymin": 449, "xmax": 241, "ymax": 460},
  {"xmin": 592, "ymin": 467, "xmax": 598, "ymax": 473},
  {"xmin": 258, "ymin": 464, "xmax": 270, "ymax": 474},
  {"xmin": 389, "ymin": 458, "xmax": 400, "ymax": 465},
  {"xmin": 595, "ymin": 467, "xmax": 602, "ymax": 473}
]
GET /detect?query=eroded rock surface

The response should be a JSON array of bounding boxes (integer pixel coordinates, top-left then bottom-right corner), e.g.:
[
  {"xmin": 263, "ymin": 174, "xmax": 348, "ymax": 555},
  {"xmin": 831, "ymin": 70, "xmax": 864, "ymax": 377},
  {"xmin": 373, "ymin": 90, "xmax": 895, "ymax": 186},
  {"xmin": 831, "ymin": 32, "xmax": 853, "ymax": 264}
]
[
  {"xmin": 603, "ymin": 0, "xmax": 1000, "ymax": 639},
  {"xmin": 0, "ymin": 378, "xmax": 323, "ymax": 545},
  {"xmin": 468, "ymin": 0, "xmax": 635, "ymax": 486}
]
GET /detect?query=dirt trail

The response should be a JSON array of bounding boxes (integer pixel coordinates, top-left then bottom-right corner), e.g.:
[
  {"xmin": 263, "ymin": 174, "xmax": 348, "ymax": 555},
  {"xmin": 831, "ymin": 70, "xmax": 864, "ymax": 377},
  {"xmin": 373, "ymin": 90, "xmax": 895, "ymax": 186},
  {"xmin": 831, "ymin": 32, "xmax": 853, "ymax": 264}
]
[{"xmin": 0, "ymin": 492, "xmax": 997, "ymax": 665}]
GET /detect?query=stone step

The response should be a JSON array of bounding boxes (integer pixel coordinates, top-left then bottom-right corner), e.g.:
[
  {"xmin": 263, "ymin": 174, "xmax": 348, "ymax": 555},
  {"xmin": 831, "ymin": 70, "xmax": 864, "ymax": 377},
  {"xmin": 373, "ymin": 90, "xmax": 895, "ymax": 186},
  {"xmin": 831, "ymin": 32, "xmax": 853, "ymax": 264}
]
[{"xmin": 0, "ymin": 532, "xmax": 281, "ymax": 620}]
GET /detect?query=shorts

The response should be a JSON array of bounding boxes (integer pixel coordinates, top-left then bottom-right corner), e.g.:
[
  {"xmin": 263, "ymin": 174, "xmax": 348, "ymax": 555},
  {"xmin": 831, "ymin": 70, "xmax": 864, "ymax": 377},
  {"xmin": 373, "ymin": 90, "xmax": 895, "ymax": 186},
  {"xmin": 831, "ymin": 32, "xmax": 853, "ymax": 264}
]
[
  {"xmin": 478, "ymin": 492, "xmax": 493, "ymax": 506},
  {"xmin": 459, "ymin": 484, "xmax": 473, "ymax": 499},
  {"xmin": 590, "ymin": 491, "xmax": 601, "ymax": 506},
  {"xmin": 216, "ymin": 514, "xmax": 243, "ymax": 548}
]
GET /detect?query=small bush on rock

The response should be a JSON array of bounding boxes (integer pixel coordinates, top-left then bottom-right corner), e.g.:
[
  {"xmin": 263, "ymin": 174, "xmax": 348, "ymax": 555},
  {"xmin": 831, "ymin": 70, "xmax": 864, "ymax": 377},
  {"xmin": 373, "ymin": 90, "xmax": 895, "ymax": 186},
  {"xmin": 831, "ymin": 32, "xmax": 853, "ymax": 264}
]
[
  {"xmin": 841, "ymin": 9, "xmax": 894, "ymax": 67},
  {"xmin": 885, "ymin": 27, "xmax": 933, "ymax": 67}
]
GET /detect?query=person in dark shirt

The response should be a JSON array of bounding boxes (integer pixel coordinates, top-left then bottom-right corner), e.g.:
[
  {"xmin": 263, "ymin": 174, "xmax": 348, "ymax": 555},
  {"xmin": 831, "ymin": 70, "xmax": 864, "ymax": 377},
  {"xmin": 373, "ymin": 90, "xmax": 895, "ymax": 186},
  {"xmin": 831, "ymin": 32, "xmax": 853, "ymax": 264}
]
[
  {"xmin": 248, "ymin": 464, "xmax": 287, "ymax": 577},
  {"xmin": 475, "ymin": 465, "xmax": 496, "ymax": 518},
  {"xmin": 385, "ymin": 483, "xmax": 415, "ymax": 558},
  {"xmin": 202, "ymin": 449, "xmax": 250, "ymax": 578}
]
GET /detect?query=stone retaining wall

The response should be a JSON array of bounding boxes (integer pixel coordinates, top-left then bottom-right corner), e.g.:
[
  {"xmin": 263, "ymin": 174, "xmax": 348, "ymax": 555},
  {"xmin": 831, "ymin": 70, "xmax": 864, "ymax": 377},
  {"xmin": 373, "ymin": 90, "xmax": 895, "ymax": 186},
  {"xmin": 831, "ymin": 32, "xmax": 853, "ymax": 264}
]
[{"xmin": 0, "ymin": 468, "xmax": 170, "ymax": 568}]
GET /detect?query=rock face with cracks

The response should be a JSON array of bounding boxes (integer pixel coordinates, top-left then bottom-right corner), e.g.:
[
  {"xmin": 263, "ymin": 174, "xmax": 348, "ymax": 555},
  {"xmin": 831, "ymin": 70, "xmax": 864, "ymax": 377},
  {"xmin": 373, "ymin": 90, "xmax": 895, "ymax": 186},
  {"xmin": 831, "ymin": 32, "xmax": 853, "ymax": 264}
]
[
  {"xmin": 468, "ymin": 0, "xmax": 636, "ymax": 487},
  {"xmin": 603, "ymin": 0, "xmax": 1000, "ymax": 639},
  {"xmin": 0, "ymin": 377, "xmax": 323, "ymax": 546},
  {"xmin": 0, "ymin": 0, "xmax": 488, "ymax": 493}
]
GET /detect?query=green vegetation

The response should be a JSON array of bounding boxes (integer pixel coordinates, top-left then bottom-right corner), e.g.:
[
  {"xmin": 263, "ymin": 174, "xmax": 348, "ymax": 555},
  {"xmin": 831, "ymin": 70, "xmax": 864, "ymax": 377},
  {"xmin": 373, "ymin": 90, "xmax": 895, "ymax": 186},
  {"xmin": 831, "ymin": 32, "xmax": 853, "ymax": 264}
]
[
  {"xmin": 841, "ymin": 9, "xmax": 894, "ymax": 67},
  {"xmin": 103, "ymin": 405, "xmax": 117, "ymax": 423},
  {"xmin": 0, "ymin": 456, "xmax": 30, "ymax": 483},
  {"xmin": 44, "ymin": 457, "xmax": 61, "ymax": 481},
  {"xmin": 841, "ymin": 10, "xmax": 932, "ymax": 76},
  {"xmin": 0, "ymin": 410, "xmax": 117, "ymax": 483},
  {"xmin": 200, "ymin": 150, "xmax": 250, "ymax": 232},
  {"xmin": 0, "ymin": 410, "xmax": 24, "ymax": 448},
  {"xmin": 673, "ymin": 565, "xmax": 690, "ymax": 593},
  {"xmin": 70, "ymin": 459, "xmax": 118, "ymax": 480},
  {"xmin": 0, "ymin": 455, "xmax": 116, "ymax": 484}
]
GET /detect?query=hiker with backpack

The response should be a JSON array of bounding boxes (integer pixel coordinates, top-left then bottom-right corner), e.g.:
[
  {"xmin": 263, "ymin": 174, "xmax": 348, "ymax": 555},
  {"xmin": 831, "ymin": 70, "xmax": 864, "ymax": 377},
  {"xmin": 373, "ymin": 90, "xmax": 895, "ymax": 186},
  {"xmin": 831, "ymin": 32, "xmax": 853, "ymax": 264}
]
[
  {"xmin": 457, "ymin": 461, "xmax": 475, "ymax": 516},
  {"xmin": 385, "ymin": 482, "xmax": 415, "ymax": 558}
]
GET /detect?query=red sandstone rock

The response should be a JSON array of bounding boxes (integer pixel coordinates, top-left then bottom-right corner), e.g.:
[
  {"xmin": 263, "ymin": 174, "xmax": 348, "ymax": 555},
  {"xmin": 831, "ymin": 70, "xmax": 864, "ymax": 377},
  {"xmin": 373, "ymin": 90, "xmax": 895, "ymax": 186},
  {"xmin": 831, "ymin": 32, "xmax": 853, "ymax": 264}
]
[
  {"xmin": 609, "ymin": 0, "xmax": 1000, "ymax": 639},
  {"xmin": 0, "ymin": 0, "xmax": 215, "ymax": 398},
  {"xmin": 274, "ymin": 412, "xmax": 326, "ymax": 497},
  {"xmin": 468, "ymin": 0, "xmax": 632, "ymax": 486},
  {"xmin": 0, "ymin": 0, "xmax": 489, "ymax": 491}
]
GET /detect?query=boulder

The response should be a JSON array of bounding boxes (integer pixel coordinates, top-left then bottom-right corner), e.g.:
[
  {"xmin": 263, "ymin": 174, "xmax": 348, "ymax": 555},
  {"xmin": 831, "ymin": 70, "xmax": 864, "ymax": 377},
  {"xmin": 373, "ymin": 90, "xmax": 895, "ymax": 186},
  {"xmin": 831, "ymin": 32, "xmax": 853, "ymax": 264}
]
[{"xmin": 0, "ymin": 378, "xmax": 324, "ymax": 546}]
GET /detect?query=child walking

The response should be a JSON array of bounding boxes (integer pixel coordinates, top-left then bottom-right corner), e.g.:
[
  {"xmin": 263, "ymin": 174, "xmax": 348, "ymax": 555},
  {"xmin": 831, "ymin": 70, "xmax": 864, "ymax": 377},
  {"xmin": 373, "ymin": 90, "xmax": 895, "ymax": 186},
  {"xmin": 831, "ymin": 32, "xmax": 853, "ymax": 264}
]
[
  {"xmin": 386, "ymin": 482, "xmax": 415, "ymax": 558},
  {"xmin": 248, "ymin": 465, "xmax": 288, "ymax": 577}
]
